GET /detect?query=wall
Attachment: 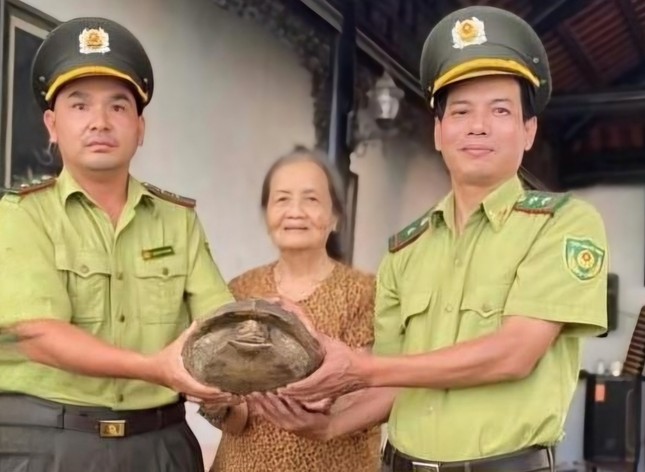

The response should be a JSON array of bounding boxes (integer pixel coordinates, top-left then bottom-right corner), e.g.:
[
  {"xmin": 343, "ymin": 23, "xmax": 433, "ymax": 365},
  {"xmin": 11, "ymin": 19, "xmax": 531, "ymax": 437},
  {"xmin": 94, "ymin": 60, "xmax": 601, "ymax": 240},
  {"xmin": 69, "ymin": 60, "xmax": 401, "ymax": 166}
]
[
  {"xmin": 21, "ymin": 0, "xmax": 316, "ymax": 465},
  {"xmin": 352, "ymin": 138, "xmax": 452, "ymax": 273}
]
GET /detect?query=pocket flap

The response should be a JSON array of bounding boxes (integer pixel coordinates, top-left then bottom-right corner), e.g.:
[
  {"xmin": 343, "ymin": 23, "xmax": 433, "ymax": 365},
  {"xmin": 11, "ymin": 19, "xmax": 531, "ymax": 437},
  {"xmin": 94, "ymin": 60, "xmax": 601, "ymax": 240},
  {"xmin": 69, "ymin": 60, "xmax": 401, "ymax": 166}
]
[
  {"xmin": 401, "ymin": 292, "xmax": 431, "ymax": 330},
  {"xmin": 460, "ymin": 284, "xmax": 509, "ymax": 318},
  {"xmin": 55, "ymin": 247, "xmax": 111, "ymax": 277},
  {"xmin": 134, "ymin": 257, "xmax": 187, "ymax": 279}
]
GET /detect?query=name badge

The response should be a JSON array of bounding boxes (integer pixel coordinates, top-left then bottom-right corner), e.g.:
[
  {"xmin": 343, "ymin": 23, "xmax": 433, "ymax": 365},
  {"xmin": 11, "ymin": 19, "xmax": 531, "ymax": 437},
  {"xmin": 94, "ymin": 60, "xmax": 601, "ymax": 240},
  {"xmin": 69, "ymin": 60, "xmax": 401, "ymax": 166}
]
[{"xmin": 141, "ymin": 246, "xmax": 175, "ymax": 260}]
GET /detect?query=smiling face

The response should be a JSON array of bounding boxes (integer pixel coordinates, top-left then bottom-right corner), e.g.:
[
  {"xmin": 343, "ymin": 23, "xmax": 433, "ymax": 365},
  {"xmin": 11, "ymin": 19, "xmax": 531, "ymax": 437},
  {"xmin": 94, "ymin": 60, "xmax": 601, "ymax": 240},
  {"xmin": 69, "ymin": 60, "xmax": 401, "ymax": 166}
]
[
  {"xmin": 434, "ymin": 75, "xmax": 537, "ymax": 188},
  {"xmin": 265, "ymin": 159, "xmax": 338, "ymax": 254},
  {"xmin": 43, "ymin": 75, "xmax": 145, "ymax": 177}
]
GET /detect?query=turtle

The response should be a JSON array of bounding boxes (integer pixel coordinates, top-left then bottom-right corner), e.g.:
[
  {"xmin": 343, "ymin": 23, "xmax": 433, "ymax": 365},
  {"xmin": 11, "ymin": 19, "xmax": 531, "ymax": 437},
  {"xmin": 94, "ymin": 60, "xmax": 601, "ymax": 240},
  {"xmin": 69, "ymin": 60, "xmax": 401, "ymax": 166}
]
[{"xmin": 181, "ymin": 298, "xmax": 324, "ymax": 395}]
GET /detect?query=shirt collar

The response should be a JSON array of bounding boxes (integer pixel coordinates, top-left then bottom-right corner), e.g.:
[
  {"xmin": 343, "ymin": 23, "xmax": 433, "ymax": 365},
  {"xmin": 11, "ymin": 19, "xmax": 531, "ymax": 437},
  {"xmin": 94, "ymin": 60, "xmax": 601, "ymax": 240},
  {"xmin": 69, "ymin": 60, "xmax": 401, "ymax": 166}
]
[
  {"xmin": 57, "ymin": 167, "xmax": 154, "ymax": 211},
  {"xmin": 430, "ymin": 175, "xmax": 525, "ymax": 232}
]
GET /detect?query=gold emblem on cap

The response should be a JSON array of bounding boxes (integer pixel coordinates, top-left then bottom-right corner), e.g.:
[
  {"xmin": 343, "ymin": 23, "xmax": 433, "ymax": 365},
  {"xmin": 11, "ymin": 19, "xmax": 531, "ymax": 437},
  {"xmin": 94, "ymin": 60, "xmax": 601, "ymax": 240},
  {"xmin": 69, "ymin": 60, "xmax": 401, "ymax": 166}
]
[
  {"xmin": 452, "ymin": 17, "xmax": 487, "ymax": 49},
  {"xmin": 79, "ymin": 27, "xmax": 111, "ymax": 54}
]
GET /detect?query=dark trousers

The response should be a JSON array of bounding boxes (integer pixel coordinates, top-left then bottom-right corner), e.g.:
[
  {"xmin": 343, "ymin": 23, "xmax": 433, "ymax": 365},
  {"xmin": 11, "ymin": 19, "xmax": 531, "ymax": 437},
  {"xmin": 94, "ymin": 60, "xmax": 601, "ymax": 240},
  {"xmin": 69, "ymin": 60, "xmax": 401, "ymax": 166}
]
[{"xmin": 0, "ymin": 395, "xmax": 204, "ymax": 472}]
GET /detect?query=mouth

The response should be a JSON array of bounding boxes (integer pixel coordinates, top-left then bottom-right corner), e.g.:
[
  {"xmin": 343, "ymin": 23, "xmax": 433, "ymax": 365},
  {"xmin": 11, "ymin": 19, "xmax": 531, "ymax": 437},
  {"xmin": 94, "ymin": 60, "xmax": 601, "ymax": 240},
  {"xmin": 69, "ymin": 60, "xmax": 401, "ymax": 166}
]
[
  {"xmin": 85, "ymin": 140, "xmax": 117, "ymax": 152},
  {"xmin": 461, "ymin": 146, "xmax": 493, "ymax": 158}
]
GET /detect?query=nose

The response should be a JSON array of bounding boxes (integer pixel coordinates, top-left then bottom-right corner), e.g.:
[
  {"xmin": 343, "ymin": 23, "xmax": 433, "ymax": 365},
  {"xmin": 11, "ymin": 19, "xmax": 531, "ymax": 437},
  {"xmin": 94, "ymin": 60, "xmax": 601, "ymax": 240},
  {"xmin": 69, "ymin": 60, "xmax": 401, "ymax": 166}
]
[
  {"xmin": 284, "ymin": 199, "xmax": 305, "ymax": 218},
  {"xmin": 89, "ymin": 105, "xmax": 111, "ymax": 131},
  {"xmin": 468, "ymin": 108, "xmax": 489, "ymax": 136}
]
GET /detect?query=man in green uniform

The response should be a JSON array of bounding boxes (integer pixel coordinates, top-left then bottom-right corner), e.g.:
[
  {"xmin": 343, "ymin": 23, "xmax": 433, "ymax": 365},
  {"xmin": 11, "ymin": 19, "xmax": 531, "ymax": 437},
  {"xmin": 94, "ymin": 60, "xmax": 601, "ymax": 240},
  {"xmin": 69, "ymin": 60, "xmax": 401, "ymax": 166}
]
[
  {"xmin": 0, "ymin": 17, "xmax": 236, "ymax": 472},
  {"xmin": 280, "ymin": 6, "xmax": 608, "ymax": 471}
]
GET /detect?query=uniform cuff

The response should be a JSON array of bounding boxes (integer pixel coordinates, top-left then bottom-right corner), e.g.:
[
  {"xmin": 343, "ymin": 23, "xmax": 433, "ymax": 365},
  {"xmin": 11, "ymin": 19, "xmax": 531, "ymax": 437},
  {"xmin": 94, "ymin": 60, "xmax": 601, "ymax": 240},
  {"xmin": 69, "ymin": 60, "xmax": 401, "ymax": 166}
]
[{"xmin": 503, "ymin": 299, "xmax": 606, "ymax": 337}]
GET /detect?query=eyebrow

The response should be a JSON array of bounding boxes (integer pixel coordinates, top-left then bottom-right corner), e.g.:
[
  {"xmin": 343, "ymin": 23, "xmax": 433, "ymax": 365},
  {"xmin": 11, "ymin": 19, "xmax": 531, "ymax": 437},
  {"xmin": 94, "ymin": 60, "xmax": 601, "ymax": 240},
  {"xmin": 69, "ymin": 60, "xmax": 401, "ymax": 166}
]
[
  {"xmin": 273, "ymin": 188, "xmax": 319, "ymax": 195},
  {"xmin": 64, "ymin": 90, "xmax": 134, "ymax": 103},
  {"xmin": 448, "ymin": 98, "xmax": 513, "ymax": 106}
]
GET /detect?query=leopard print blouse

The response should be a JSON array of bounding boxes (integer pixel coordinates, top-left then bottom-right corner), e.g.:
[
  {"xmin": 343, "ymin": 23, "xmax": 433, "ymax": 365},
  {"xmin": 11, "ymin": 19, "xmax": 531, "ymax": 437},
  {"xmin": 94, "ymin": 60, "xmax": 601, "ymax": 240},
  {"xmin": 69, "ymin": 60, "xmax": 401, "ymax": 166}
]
[{"xmin": 210, "ymin": 260, "xmax": 381, "ymax": 472}]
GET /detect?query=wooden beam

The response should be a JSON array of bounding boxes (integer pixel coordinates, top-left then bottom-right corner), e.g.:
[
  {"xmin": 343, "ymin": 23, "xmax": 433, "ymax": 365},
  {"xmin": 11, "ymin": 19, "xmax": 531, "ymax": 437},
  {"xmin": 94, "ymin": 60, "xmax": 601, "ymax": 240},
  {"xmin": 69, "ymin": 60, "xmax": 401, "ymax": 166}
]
[
  {"xmin": 562, "ymin": 64, "xmax": 645, "ymax": 142},
  {"xmin": 528, "ymin": 0, "xmax": 588, "ymax": 35},
  {"xmin": 555, "ymin": 25, "xmax": 601, "ymax": 87},
  {"xmin": 561, "ymin": 149, "xmax": 645, "ymax": 187},
  {"xmin": 615, "ymin": 0, "xmax": 645, "ymax": 59},
  {"xmin": 546, "ymin": 88, "xmax": 645, "ymax": 116},
  {"xmin": 299, "ymin": 0, "xmax": 423, "ymax": 101}
]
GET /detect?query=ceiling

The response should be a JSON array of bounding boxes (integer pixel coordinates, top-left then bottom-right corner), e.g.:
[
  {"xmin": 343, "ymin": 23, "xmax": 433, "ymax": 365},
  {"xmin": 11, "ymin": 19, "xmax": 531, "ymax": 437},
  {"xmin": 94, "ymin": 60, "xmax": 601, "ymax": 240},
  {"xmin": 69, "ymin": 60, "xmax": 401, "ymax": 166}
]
[{"xmin": 307, "ymin": 0, "xmax": 645, "ymax": 189}]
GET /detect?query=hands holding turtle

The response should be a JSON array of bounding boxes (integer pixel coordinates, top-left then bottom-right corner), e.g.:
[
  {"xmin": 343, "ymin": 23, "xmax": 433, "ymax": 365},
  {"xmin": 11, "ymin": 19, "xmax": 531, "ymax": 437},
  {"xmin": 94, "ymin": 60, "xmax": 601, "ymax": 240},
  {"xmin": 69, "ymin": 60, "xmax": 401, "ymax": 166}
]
[{"xmin": 177, "ymin": 296, "xmax": 363, "ymax": 437}]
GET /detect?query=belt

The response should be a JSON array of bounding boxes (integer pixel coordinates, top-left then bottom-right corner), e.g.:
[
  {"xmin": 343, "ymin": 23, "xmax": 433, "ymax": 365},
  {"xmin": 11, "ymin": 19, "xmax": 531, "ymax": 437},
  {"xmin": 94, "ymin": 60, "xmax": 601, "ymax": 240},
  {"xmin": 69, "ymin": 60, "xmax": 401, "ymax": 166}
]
[
  {"xmin": 382, "ymin": 442, "xmax": 553, "ymax": 472},
  {"xmin": 0, "ymin": 394, "xmax": 186, "ymax": 438}
]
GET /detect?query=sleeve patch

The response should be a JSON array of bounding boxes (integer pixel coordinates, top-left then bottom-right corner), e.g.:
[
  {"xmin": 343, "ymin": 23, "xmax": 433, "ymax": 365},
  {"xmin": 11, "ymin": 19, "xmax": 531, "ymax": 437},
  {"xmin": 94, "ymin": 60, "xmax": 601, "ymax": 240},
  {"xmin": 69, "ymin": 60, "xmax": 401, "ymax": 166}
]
[{"xmin": 564, "ymin": 237, "xmax": 605, "ymax": 281}]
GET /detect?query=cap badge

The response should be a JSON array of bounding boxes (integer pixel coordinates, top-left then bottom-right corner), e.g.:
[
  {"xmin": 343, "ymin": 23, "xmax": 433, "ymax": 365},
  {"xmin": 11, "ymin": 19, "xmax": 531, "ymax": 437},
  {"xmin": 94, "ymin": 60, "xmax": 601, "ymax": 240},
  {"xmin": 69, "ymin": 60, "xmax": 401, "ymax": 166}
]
[
  {"xmin": 79, "ymin": 27, "xmax": 110, "ymax": 54},
  {"xmin": 452, "ymin": 17, "xmax": 487, "ymax": 49}
]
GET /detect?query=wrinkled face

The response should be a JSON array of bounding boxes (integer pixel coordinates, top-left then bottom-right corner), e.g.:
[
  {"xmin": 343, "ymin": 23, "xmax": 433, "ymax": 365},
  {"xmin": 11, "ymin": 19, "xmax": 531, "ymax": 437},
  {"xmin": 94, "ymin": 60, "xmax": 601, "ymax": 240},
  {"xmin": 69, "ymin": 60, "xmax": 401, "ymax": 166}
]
[
  {"xmin": 43, "ymin": 75, "xmax": 145, "ymax": 176},
  {"xmin": 265, "ymin": 160, "xmax": 337, "ymax": 253},
  {"xmin": 434, "ymin": 75, "xmax": 537, "ymax": 187}
]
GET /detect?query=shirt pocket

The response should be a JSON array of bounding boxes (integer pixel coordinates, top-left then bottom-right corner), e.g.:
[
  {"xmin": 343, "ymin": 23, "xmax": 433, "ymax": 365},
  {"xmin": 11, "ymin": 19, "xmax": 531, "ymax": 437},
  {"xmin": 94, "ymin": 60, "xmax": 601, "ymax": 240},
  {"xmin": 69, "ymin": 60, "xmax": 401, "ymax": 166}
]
[
  {"xmin": 134, "ymin": 257, "xmax": 187, "ymax": 324},
  {"xmin": 400, "ymin": 292, "xmax": 431, "ymax": 334},
  {"xmin": 458, "ymin": 284, "xmax": 510, "ymax": 339},
  {"xmin": 55, "ymin": 248, "xmax": 111, "ymax": 323}
]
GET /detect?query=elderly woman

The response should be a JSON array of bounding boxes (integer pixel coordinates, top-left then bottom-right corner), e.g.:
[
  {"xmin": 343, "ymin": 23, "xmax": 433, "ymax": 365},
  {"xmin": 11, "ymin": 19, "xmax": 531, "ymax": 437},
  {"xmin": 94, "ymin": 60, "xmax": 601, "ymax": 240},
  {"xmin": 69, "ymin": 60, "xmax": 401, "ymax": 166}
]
[{"xmin": 204, "ymin": 146, "xmax": 393, "ymax": 472}]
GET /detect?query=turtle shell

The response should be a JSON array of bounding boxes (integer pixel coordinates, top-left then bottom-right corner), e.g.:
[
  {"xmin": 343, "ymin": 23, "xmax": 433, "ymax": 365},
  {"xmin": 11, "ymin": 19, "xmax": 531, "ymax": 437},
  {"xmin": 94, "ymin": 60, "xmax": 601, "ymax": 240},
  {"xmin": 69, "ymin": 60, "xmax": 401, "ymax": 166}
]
[{"xmin": 181, "ymin": 299, "xmax": 324, "ymax": 394}]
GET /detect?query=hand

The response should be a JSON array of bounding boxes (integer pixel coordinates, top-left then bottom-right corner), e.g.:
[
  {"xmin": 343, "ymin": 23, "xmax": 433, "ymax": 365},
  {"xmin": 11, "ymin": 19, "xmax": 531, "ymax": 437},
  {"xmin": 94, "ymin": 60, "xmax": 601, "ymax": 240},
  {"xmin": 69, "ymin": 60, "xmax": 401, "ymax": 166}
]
[
  {"xmin": 278, "ymin": 334, "xmax": 368, "ymax": 403},
  {"xmin": 247, "ymin": 392, "xmax": 331, "ymax": 441},
  {"xmin": 301, "ymin": 398, "xmax": 333, "ymax": 414},
  {"xmin": 147, "ymin": 321, "xmax": 239, "ymax": 403}
]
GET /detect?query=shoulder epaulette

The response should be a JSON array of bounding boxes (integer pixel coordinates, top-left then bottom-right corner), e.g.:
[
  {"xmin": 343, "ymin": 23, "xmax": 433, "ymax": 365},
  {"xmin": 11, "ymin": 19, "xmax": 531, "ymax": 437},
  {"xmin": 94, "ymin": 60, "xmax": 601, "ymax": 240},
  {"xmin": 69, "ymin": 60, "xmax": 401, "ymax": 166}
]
[
  {"xmin": 513, "ymin": 190, "xmax": 570, "ymax": 215},
  {"xmin": 388, "ymin": 212, "xmax": 431, "ymax": 253},
  {"xmin": 142, "ymin": 182, "xmax": 196, "ymax": 208},
  {"xmin": 1, "ymin": 177, "xmax": 56, "ymax": 199}
]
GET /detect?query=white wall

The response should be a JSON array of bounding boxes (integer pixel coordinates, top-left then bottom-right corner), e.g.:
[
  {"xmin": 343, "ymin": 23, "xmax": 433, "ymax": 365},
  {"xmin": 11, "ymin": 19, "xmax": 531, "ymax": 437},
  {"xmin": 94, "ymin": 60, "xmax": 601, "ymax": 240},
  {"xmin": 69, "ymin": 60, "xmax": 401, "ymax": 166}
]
[
  {"xmin": 352, "ymin": 139, "xmax": 451, "ymax": 273},
  {"xmin": 22, "ymin": 0, "xmax": 316, "ymax": 466}
]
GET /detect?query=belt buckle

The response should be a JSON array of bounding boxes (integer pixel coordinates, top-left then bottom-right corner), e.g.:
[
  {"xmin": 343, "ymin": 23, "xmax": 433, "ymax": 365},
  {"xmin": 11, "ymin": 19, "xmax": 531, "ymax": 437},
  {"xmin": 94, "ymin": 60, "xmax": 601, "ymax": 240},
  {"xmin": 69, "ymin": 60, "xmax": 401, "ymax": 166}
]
[
  {"xmin": 411, "ymin": 462, "xmax": 440, "ymax": 472},
  {"xmin": 99, "ymin": 419, "xmax": 126, "ymax": 438}
]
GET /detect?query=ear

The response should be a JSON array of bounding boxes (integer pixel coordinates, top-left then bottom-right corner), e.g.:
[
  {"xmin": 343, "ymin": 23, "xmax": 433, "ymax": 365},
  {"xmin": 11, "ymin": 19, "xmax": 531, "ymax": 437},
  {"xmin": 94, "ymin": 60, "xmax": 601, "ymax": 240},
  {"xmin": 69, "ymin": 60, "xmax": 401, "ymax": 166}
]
[
  {"xmin": 523, "ymin": 116, "xmax": 538, "ymax": 151},
  {"xmin": 433, "ymin": 117, "xmax": 442, "ymax": 152},
  {"xmin": 330, "ymin": 214, "xmax": 339, "ymax": 232},
  {"xmin": 43, "ymin": 110, "xmax": 57, "ymax": 144},
  {"xmin": 137, "ymin": 115, "xmax": 146, "ymax": 147}
]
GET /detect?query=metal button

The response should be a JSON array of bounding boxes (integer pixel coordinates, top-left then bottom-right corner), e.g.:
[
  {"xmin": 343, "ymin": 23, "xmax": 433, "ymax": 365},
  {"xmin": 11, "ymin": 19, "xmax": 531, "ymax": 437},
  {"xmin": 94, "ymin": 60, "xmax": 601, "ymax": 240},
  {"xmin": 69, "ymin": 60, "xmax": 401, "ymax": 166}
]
[
  {"xmin": 79, "ymin": 265, "xmax": 89, "ymax": 274},
  {"xmin": 161, "ymin": 267, "xmax": 169, "ymax": 276}
]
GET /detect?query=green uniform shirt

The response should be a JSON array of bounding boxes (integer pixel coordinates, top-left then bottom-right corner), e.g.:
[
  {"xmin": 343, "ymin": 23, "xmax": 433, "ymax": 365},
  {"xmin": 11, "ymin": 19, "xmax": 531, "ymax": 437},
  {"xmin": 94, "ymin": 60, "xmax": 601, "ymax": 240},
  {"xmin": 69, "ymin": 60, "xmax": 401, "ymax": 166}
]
[
  {"xmin": 374, "ymin": 176, "xmax": 607, "ymax": 461},
  {"xmin": 0, "ymin": 168, "xmax": 234, "ymax": 410}
]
